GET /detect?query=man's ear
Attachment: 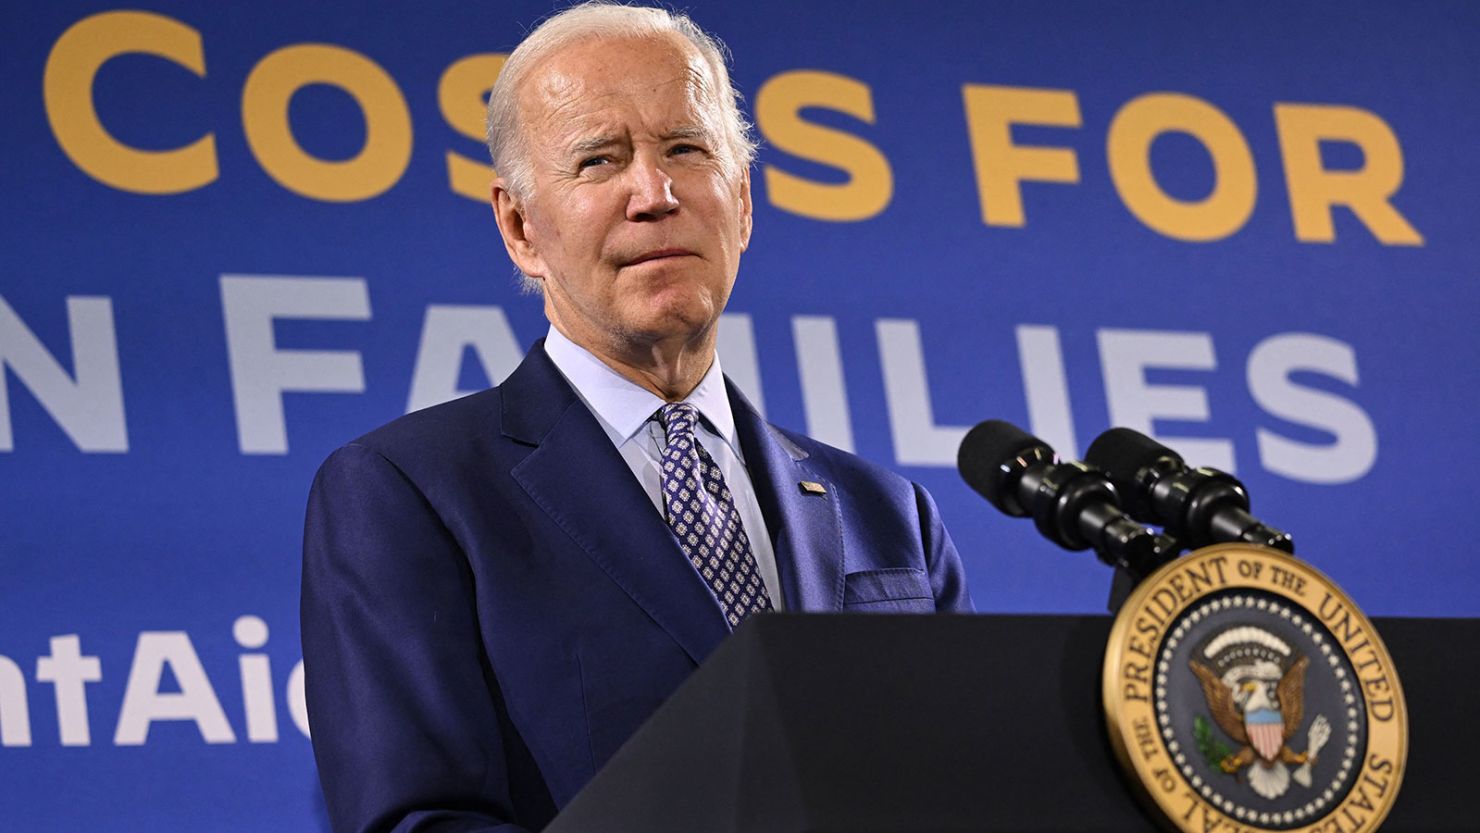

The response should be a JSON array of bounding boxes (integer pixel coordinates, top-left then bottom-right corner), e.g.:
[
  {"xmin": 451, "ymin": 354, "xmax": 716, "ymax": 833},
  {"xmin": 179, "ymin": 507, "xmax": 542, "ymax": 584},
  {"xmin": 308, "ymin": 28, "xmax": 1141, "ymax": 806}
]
[
  {"xmin": 737, "ymin": 166, "xmax": 754, "ymax": 252},
  {"xmin": 491, "ymin": 178, "xmax": 547, "ymax": 278}
]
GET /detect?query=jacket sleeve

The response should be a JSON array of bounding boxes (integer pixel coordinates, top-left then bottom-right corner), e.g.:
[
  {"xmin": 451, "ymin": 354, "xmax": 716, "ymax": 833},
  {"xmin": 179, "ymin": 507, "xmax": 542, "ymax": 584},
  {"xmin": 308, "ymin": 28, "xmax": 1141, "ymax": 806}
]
[
  {"xmin": 914, "ymin": 482, "xmax": 975, "ymax": 613},
  {"xmin": 301, "ymin": 443, "xmax": 534, "ymax": 833}
]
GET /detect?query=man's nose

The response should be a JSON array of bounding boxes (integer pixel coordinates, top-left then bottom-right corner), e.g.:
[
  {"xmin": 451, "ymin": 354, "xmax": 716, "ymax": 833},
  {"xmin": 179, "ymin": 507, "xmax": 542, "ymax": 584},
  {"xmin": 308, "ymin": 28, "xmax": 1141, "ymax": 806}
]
[{"xmin": 626, "ymin": 158, "xmax": 679, "ymax": 221}]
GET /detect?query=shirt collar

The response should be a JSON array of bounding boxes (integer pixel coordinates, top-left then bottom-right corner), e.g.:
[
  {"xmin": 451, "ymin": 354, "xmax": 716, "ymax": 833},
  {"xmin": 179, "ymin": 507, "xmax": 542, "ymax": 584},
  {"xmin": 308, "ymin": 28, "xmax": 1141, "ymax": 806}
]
[{"xmin": 542, "ymin": 325, "xmax": 740, "ymax": 456}]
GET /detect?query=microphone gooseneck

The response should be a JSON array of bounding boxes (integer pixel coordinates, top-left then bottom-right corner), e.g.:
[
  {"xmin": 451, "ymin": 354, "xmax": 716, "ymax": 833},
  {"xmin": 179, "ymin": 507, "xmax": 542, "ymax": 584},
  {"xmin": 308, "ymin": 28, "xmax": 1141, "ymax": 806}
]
[
  {"xmin": 1084, "ymin": 427, "xmax": 1293, "ymax": 553},
  {"xmin": 958, "ymin": 420, "xmax": 1178, "ymax": 580}
]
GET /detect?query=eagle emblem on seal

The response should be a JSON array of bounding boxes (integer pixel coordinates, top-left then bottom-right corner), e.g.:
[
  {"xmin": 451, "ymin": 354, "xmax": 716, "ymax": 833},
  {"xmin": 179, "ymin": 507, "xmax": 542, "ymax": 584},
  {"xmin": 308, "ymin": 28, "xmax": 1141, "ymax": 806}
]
[{"xmin": 1189, "ymin": 625, "xmax": 1331, "ymax": 800}]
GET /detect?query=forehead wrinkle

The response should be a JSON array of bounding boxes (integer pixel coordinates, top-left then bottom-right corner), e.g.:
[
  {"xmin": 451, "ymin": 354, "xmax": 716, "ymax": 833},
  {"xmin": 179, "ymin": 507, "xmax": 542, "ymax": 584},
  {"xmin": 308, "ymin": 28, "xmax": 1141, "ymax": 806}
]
[
  {"xmin": 519, "ymin": 35, "xmax": 730, "ymax": 172},
  {"xmin": 556, "ymin": 85, "xmax": 716, "ymax": 155},
  {"xmin": 530, "ymin": 33, "xmax": 708, "ymax": 104}
]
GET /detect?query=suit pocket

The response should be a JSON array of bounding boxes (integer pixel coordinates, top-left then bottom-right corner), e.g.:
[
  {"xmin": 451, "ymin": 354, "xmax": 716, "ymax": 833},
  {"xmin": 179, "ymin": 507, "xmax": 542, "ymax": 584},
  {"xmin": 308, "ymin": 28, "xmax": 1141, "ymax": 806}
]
[{"xmin": 842, "ymin": 567, "xmax": 934, "ymax": 612}]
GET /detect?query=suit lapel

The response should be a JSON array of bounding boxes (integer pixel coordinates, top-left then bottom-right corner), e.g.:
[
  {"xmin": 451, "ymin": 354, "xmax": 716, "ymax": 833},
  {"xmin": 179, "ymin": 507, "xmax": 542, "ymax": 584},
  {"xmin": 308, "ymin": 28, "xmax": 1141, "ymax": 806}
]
[
  {"xmin": 727, "ymin": 381, "xmax": 846, "ymax": 612},
  {"xmin": 501, "ymin": 344, "xmax": 730, "ymax": 665}
]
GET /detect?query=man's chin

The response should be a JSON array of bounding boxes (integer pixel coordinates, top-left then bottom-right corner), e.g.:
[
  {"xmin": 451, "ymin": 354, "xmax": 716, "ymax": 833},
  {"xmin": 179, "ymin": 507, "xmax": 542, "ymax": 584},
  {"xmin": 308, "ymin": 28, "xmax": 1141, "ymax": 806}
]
[{"xmin": 616, "ymin": 302, "xmax": 720, "ymax": 348}]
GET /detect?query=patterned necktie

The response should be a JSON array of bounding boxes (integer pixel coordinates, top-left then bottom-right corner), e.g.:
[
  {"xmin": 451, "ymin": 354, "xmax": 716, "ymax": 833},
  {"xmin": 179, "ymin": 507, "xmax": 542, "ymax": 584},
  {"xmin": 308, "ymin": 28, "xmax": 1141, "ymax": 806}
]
[{"xmin": 655, "ymin": 402, "xmax": 774, "ymax": 628}]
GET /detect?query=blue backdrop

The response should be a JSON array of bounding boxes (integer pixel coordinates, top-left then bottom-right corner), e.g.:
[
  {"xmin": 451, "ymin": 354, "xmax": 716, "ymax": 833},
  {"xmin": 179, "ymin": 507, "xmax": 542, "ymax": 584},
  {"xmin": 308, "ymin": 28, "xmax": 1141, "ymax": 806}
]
[{"xmin": 2, "ymin": 2, "xmax": 1476, "ymax": 829}]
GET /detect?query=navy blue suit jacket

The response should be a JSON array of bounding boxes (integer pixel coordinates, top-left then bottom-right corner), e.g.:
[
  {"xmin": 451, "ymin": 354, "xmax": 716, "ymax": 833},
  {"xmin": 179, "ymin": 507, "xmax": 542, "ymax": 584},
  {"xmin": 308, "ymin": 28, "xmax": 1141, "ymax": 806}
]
[{"xmin": 301, "ymin": 342, "xmax": 973, "ymax": 833}]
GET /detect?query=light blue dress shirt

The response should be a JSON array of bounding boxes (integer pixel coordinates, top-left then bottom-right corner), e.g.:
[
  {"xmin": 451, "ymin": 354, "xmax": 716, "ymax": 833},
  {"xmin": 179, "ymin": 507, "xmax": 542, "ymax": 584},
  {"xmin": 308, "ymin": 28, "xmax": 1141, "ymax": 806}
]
[{"xmin": 543, "ymin": 326, "xmax": 784, "ymax": 610}]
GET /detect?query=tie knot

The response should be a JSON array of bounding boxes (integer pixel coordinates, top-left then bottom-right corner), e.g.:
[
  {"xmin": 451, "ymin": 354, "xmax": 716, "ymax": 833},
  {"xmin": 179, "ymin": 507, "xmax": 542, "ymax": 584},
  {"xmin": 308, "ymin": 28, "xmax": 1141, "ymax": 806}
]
[{"xmin": 657, "ymin": 402, "xmax": 698, "ymax": 442}]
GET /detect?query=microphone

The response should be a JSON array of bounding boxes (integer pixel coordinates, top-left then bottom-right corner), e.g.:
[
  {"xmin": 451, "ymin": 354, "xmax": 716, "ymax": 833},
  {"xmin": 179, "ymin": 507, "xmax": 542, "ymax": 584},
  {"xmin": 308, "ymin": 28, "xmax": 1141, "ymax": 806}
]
[
  {"xmin": 957, "ymin": 420, "xmax": 1177, "ymax": 580},
  {"xmin": 1084, "ymin": 427, "xmax": 1293, "ymax": 553}
]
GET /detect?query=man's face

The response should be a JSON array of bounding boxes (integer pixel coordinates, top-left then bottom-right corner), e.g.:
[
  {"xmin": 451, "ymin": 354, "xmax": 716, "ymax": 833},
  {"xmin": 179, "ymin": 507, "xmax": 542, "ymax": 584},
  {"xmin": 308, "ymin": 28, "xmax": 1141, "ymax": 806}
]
[{"xmin": 496, "ymin": 34, "xmax": 752, "ymax": 359}]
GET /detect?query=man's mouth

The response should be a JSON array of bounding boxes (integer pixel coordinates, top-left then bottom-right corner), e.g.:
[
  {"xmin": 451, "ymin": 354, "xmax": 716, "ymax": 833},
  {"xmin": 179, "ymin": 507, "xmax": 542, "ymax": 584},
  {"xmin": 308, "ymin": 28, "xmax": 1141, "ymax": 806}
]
[{"xmin": 624, "ymin": 248, "xmax": 696, "ymax": 266}]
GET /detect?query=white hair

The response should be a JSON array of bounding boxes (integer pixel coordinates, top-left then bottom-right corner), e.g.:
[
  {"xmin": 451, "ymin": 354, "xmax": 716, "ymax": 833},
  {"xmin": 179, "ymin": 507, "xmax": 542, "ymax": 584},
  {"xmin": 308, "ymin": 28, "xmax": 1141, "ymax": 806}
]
[{"xmin": 485, "ymin": 1, "xmax": 757, "ymax": 205}]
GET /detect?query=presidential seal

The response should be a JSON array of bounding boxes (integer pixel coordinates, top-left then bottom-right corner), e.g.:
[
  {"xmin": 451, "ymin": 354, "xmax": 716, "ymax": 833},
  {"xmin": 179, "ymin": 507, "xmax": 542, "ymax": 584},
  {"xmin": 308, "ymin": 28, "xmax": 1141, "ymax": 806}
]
[{"xmin": 1103, "ymin": 544, "xmax": 1406, "ymax": 833}]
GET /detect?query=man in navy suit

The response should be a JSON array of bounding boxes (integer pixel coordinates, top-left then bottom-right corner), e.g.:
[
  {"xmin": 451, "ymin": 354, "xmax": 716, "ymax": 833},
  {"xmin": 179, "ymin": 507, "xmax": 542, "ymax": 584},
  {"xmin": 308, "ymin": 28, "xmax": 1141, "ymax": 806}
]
[{"xmin": 301, "ymin": 4, "xmax": 973, "ymax": 832}]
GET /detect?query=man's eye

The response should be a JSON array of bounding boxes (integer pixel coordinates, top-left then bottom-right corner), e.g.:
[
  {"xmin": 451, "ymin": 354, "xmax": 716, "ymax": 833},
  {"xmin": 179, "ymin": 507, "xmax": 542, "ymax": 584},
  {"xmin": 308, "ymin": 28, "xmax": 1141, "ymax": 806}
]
[
  {"xmin": 669, "ymin": 144, "xmax": 702, "ymax": 156},
  {"xmin": 578, "ymin": 156, "xmax": 609, "ymax": 170}
]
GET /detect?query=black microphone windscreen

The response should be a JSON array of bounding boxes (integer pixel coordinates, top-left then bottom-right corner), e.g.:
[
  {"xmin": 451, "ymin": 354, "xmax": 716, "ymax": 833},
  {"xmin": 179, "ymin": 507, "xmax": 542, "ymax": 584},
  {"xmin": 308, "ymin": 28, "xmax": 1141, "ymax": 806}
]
[
  {"xmin": 1084, "ymin": 428, "xmax": 1182, "ymax": 508},
  {"xmin": 957, "ymin": 420, "xmax": 1049, "ymax": 508}
]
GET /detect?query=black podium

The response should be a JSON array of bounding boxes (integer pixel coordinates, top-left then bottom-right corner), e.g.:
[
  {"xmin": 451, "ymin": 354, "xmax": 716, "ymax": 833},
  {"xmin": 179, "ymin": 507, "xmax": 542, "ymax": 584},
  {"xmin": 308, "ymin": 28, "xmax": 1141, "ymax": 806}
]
[{"xmin": 546, "ymin": 614, "xmax": 1474, "ymax": 833}]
